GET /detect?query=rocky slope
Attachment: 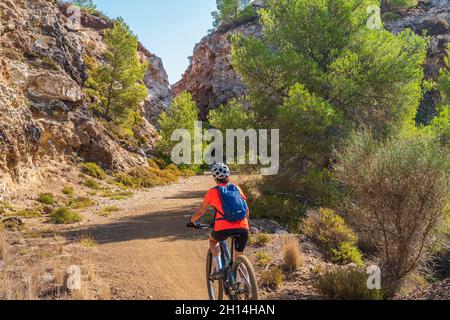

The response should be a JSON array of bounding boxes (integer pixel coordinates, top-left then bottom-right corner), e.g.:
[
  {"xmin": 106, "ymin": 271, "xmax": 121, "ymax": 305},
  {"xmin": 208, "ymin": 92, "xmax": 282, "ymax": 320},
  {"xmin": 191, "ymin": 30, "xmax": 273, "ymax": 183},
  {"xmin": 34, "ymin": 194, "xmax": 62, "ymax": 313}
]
[
  {"xmin": 174, "ymin": 0, "xmax": 449, "ymax": 119},
  {"xmin": 0, "ymin": 0, "xmax": 171, "ymax": 194},
  {"xmin": 172, "ymin": 21, "xmax": 261, "ymax": 119}
]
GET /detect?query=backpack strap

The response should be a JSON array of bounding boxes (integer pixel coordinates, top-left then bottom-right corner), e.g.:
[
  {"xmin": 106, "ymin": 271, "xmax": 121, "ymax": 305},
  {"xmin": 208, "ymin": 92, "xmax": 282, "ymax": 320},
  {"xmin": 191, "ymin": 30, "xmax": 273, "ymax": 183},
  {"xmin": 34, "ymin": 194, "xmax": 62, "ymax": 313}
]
[{"xmin": 213, "ymin": 186, "xmax": 226, "ymax": 221}]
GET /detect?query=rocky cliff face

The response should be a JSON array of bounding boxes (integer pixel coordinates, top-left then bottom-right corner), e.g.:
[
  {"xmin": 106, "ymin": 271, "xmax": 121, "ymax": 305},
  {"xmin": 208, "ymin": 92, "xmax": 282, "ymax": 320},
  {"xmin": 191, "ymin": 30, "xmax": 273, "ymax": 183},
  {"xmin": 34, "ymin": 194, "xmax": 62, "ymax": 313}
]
[
  {"xmin": 0, "ymin": 0, "xmax": 171, "ymax": 193},
  {"xmin": 174, "ymin": 0, "xmax": 449, "ymax": 119},
  {"xmin": 383, "ymin": 0, "xmax": 449, "ymax": 123},
  {"xmin": 172, "ymin": 21, "xmax": 261, "ymax": 119}
]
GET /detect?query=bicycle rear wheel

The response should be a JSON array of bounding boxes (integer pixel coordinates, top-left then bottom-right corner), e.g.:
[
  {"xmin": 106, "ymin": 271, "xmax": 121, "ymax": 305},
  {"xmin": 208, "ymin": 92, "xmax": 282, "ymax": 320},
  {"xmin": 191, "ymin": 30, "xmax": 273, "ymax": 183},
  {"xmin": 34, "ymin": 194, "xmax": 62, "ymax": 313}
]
[
  {"xmin": 232, "ymin": 256, "xmax": 258, "ymax": 300},
  {"xmin": 206, "ymin": 250, "xmax": 224, "ymax": 300}
]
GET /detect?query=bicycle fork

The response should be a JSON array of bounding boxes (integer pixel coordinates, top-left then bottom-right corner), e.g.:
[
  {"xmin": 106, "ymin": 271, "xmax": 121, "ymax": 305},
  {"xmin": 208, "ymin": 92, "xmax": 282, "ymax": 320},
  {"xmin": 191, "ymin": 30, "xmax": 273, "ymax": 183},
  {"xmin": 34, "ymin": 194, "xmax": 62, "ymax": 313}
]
[{"xmin": 221, "ymin": 239, "xmax": 240, "ymax": 297}]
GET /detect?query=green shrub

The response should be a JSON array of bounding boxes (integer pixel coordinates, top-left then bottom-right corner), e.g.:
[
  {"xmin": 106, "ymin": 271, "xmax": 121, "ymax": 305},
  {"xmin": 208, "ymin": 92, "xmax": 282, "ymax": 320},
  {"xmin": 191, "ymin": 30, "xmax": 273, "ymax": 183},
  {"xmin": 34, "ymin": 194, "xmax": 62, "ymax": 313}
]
[
  {"xmin": 83, "ymin": 178, "xmax": 100, "ymax": 190},
  {"xmin": 382, "ymin": 12, "xmax": 401, "ymax": 21},
  {"xmin": 62, "ymin": 186, "xmax": 74, "ymax": 198},
  {"xmin": 114, "ymin": 166, "xmax": 180, "ymax": 190},
  {"xmin": 303, "ymin": 208, "xmax": 357, "ymax": 250},
  {"xmin": 317, "ymin": 268, "xmax": 383, "ymax": 300},
  {"xmin": 249, "ymin": 194, "xmax": 303, "ymax": 231},
  {"xmin": 100, "ymin": 190, "xmax": 134, "ymax": 200},
  {"xmin": 330, "ymin": 242, "xmax": 364, "ymax": 267},
  {"xmin": 384, "ymin": 0, "xmax": 418, "ymax": 10},
  {"xmin": 252, "ymin": 233, "xmax": 271, "ymax": 246},
  {"xmin": 37, "ymin": 193, "xmax": 56, "ymax": 205},
  {"xmin": 260, "ymin": 267, "xmax": 285, "ymax": 289},
  {"xmin": 50, "ymin": 208, "xmax": 83, "ymax": 224},
  {"xmin": 302, "ymin": 208, "xmax": 363, "ymax": 266},
  {"xmin": 148, "ymin": 166, "xmax": 179, "ymax": 183},
  {"xmin": 67, "ymin": 197, "xmax": 97, "ymax": 210},
  {"xmin": 147, "ymin": 159, "xmax": 161, "ymax": 170},
  {"xmin": 82, "ymin": 163, "xmax": 107, "ymax": 180},
  {"xmin": 256, "ymin": 252, "xmax": 272, "ymax": 267},
  {"xmin": 15, "ymin": 208, "xmax": 43, "ymax": 219}
]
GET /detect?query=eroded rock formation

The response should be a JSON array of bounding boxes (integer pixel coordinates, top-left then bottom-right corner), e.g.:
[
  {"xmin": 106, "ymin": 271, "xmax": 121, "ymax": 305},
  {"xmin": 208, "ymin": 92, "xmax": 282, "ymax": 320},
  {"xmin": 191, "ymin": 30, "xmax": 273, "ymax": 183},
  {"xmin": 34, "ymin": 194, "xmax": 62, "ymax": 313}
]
[
  {"xmin": 172, "ymin": 21, "xmax": 261, "ymax": 119},
  {"xmin": 0, "ymin": 0, "xmax": 171, "ymax": 192}
]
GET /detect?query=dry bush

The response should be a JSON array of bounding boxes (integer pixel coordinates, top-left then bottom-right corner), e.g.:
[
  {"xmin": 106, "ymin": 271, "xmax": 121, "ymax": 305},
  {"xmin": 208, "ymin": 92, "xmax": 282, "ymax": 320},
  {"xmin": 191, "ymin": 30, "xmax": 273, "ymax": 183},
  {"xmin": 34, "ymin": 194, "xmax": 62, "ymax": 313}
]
[
  {"xmin": 317, "ymin": 267, "xmax": 383, "ymax": 300},
  {"xmin": 335, "ymin": 131, "xmax": 449, "ymax": 296},
  {"xmin": 283, "ymin": 239, "xmax": 303, "ymax": 271},
  {"xmin": 251, "ymin": 233, "xmax": 271, "ymax": 246},
  {"xmin": 260, "ymin": 267, "xmax": 285, "ymax": 290}
]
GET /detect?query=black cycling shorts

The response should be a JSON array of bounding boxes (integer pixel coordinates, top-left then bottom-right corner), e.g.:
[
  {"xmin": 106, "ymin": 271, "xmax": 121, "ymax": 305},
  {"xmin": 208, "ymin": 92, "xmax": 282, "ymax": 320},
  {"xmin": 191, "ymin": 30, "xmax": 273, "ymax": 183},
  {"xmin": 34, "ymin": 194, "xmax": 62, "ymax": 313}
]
[{"xmin": 211, "ymin": 229, "xmax": 249, "ymax": 252}]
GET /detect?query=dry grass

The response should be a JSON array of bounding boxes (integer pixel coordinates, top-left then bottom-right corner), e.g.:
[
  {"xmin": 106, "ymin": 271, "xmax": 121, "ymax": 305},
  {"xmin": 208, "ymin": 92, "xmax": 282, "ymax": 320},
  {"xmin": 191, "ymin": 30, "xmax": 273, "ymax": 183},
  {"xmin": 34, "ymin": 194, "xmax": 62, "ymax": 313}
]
[
  {"xmin": 0, "ymin": 250, "xmax": 110, "ymax": 300},
  {"xmin": 99, "ymin": 206, "xmax": 121, "ymax": 217},
  {"xmin": 80, "ymin": 235, "xmax": 97, "ymax": 248},
  {"xmin": 317, "ymin": 267, "xmax": 383, "ymax": 300},
  {"xmin": 283, "ymin": 238, "xmax": 303, "ymax": 272},
  {"xmin": 99, "ymin": 190, "xmax": 133, "ymax": 201},
  {"xmin": 260, "ymin": 267, "xmax": 285, "ymax": 290},
  {"xmin": 250, "ymin": 233, "xmax": 271, "ymax": 247},
  {"xmin": 0, "ymin": 230, "xmax": 8, "ymax": 263},
  {"xmin": 67, "ymin": 197, "xmax": 97, "ymax": 210}
]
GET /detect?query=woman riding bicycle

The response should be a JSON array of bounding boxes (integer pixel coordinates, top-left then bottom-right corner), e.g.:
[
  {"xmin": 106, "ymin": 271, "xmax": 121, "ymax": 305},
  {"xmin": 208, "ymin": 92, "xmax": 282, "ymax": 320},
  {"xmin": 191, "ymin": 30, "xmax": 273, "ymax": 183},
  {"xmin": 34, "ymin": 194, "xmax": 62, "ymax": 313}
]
[{"xmin": 189, "ymin": 163, "xmax": 250, "ymax": 281}]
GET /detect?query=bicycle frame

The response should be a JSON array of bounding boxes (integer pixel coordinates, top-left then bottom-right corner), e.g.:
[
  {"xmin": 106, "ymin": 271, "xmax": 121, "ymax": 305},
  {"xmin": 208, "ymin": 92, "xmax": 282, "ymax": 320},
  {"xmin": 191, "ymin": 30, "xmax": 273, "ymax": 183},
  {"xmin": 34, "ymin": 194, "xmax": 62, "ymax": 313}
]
[{"xmin": 220, "ymin": 238, "xmax": 239, "ymax": 295}]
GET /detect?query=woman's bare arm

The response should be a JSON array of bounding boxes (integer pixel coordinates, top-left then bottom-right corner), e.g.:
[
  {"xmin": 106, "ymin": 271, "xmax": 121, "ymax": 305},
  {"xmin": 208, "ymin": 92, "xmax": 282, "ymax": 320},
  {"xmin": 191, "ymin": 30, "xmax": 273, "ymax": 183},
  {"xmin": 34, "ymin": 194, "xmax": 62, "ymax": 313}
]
[{"xmin": 191, "ymin": 200, "xmax": 210, "ymax": 223}]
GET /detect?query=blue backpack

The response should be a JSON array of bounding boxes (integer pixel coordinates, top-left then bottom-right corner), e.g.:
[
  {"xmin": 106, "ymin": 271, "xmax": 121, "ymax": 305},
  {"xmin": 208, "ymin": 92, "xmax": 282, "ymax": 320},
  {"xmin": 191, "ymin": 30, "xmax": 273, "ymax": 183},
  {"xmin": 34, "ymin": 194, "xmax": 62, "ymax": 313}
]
[{"xmin": 214, "ymin": 184, "xmax": 248, "ymax": 222}]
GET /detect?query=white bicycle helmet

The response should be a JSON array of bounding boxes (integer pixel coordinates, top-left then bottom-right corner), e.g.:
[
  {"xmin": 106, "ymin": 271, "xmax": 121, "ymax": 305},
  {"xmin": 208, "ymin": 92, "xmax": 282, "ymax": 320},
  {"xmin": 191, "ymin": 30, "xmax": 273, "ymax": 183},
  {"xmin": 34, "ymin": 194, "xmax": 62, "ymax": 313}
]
[{"xmin": 212, "ymin": 163, "xmax": 231, "ymax": 180}]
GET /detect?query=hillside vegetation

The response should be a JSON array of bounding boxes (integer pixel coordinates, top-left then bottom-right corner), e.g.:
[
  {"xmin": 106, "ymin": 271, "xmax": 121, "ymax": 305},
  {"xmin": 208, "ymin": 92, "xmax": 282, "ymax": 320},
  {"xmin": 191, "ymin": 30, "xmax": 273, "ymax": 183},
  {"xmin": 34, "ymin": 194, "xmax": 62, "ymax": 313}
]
[{"xmin": 158, "ymin": 0, "xmax": 449, "ymax": 299}]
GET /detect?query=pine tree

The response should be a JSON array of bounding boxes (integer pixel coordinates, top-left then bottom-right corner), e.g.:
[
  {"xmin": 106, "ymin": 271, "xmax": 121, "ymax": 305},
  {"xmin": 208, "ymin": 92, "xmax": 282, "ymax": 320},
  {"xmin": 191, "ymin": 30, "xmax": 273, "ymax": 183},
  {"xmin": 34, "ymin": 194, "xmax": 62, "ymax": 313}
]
[
  {"xmin": 86, "ymin": 18, "xmax": 148, "ymax": 125},
  {"xmin": 157, "ymin": 92, "xmax": 200, "ymax": 158},
  {"xmin": 227, "ymin": 0, "xmax": 428, "ymax": 205},
  {"xmin": 212, "ymin": 0, "xmax": 254, "ymax": 28}
]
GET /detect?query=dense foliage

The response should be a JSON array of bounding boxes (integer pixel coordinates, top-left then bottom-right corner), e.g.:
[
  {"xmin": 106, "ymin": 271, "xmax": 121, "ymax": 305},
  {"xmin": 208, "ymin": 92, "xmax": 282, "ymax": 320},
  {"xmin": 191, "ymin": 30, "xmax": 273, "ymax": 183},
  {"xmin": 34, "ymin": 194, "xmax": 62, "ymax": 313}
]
[
  {"xmin": 157, "ymin": 91, "xmax": 201, "ymax": 161},
  {"xmin": 206, "ymin": 0, "xmax": 449, "ymax": 296},
  {"xmin": 220, "ymin": 0, "xmax": 428, "ymax": 205}
]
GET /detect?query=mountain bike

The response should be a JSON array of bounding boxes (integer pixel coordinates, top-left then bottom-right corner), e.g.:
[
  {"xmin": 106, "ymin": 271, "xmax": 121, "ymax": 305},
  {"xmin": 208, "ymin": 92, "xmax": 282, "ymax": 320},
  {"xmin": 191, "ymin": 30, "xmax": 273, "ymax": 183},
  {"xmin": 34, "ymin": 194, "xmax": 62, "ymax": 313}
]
[{"xmin": 188, "ymin": 223, "xmax": 258, "ymax": 300}]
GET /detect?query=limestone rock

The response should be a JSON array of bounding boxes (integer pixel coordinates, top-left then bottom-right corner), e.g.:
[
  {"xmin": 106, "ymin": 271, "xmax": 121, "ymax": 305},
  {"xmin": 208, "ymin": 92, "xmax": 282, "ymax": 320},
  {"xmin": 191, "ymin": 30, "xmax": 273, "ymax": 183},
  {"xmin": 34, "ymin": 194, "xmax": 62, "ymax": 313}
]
[
  {"xmin": 173, "ymin": 21, "xmax": 261, "ymax": 119},
  {"xmin": 0, "ymin": 0, "xmax": 171, "ymax": 193}
]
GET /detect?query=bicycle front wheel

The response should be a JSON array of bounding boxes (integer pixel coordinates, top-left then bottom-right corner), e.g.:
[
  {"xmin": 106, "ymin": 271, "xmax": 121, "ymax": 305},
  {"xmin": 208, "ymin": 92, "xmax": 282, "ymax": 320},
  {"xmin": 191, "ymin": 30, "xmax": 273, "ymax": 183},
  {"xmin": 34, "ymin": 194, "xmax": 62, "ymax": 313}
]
[
  {"xmin": 206, "ymin": 250, "xmax": 224, "ymax": 300},
  {"xmin": 232, "ymin": 256, "xmax": 258, "ymax": 300}
]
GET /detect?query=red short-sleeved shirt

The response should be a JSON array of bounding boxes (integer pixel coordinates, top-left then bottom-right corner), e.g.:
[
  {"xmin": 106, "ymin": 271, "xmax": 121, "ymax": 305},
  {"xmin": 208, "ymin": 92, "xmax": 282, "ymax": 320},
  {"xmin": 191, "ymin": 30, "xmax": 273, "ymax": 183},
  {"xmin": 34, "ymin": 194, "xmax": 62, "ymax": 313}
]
[{"xmin": 204, "ymin": 183, "xmax": 249, "ymax": 232}]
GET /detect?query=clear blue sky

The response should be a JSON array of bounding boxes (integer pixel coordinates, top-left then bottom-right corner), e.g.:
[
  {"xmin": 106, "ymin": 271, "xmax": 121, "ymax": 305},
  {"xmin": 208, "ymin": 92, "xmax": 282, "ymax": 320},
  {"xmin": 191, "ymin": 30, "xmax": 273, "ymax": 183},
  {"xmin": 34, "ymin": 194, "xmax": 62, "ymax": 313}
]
[{"xmin": 93, "ymin": 0, "xmax": 217, "ymax": 84}]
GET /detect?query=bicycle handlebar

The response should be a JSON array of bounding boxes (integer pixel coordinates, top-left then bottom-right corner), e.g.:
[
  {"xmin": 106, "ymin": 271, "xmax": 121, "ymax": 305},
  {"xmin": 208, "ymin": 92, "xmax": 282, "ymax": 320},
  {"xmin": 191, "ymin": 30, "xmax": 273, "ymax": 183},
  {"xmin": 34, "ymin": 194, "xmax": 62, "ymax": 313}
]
[{"xmin": 187, "ymin": 222, "xmax": 212, "ymax": 230}]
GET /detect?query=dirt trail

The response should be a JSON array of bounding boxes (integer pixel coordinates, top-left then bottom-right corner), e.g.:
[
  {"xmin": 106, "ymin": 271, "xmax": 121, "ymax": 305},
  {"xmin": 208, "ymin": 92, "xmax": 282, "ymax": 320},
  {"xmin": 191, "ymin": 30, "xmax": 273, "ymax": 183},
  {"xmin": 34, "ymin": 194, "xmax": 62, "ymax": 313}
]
[{"xmin": 75, "ymin": 175, "xmax": 216, "ymax": 300}]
